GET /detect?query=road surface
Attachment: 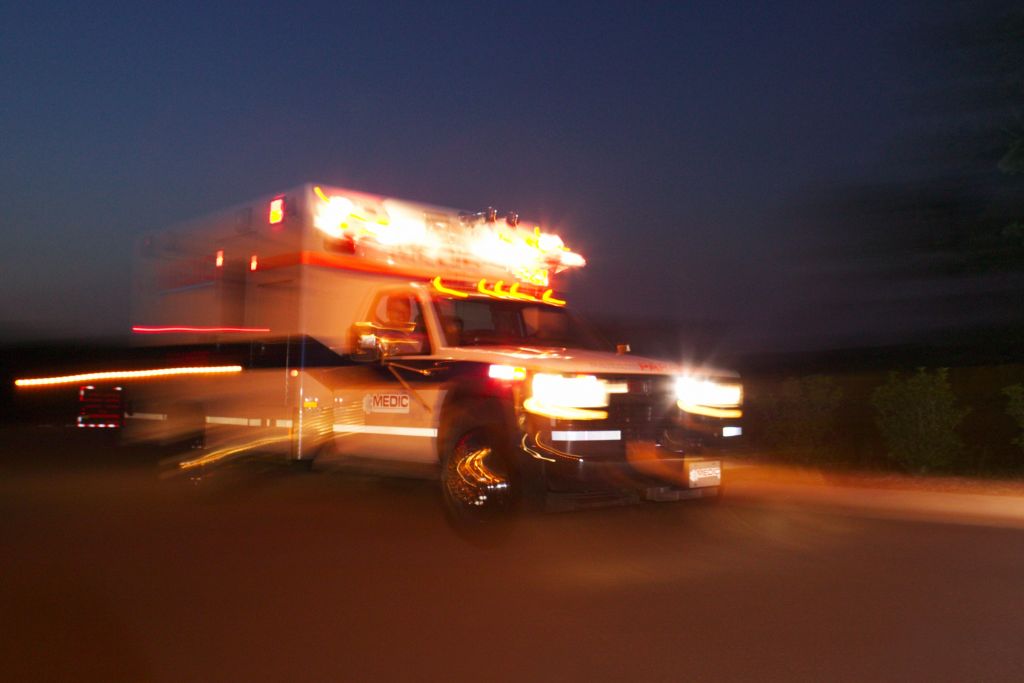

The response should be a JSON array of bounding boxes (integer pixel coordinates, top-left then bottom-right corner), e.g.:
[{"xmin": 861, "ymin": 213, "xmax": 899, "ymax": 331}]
[{"xmin": 2, "ymin": 428, "xmax": 1024, "ymax": 682}]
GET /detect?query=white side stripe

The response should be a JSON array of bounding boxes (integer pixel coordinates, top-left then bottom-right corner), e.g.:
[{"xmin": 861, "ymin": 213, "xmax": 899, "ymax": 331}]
[
  {"xmin": 550, "ymin": 430, "xmax": 622, "ymax": 441},
  {"xmin": 333, "ymin": 424, "xmax": 437, "ymax": 438},
  {"xmin": 206, "ymin": 416, "xmax": 290, "ymax": 427},
  {"xmin": 206, "ymin": 416, "xmax": 252, "ymax": 426}
]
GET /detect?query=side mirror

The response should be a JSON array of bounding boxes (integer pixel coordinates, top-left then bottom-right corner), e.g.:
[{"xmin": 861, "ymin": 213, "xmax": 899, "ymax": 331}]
[
  {"xmin": 616, "ymin": 343, "xmax": 631, "ymax": 355},
  {"xmin": 351, "ymin": 325, "xmax": 385, "ymax": 363},
  {"xmin": 351, "ymin": 322, "xmax": 426, "ymax": 361}
]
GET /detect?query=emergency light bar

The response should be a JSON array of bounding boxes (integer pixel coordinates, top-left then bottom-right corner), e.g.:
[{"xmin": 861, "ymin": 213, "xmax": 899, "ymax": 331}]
[{"xmin": 312, "ymin": 186, "xmax": 585, "ymax": 289}]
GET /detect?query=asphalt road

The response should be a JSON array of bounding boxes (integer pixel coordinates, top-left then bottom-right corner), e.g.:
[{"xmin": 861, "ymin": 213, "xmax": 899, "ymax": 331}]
[{"xmin": 2, "ymin": 428, "xmax": 1024, "ymax": 682}]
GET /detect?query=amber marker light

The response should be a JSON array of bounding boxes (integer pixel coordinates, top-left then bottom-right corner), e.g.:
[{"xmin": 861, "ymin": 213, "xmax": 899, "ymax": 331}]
[
  {"xmin": 488, "ymin": 364, "xmax": 526, "ymax": 381},
  {"xmin": 14, "ymin": 365, "xmax": 243, "ymax": 388},
  {"xmin": 215, "ymin": 250, "xmax": 224, "ymax": 268},
  {"xmin": 250, "ymin": 254, "xmax": 258, "ymax": 271}
]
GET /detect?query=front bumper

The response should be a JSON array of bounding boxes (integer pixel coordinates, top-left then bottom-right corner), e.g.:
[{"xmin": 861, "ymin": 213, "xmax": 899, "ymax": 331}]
[
  {"xmin": 517, "ymin": 374, "xmax": 741, "ymax": 495},
  {"xmin": 521, "ymin": 428, "xmax": 736, "ymax": 494}
]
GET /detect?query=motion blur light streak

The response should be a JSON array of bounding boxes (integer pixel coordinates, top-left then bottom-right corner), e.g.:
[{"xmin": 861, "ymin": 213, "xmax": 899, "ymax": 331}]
[
  {"xmin": 677, "ymin": 403, "xmax": 743, "ymax": 419},
  {"xmin": 131, "ymin": 326, "xmax": 270, "ymax": 334},
  {"xmin": 522, "ymin": 397, "xmax": 608, "ymax": 421},
  {"xmin": 456, "ymin": 447, "xmax": 503, "ymax": 487},
  {"xmin": 178, "ymin": 435, "xmax": 292, "ymax": 470},
  {"xmin": 14, "ymin": 365, "xmax": 243, "ymax": 387}
]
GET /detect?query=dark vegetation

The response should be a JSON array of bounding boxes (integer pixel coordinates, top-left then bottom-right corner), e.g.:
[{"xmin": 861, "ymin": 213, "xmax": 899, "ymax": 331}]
[{"xmin": 739, "ymin": 333, "xmax": 1024, "ymax": 476}]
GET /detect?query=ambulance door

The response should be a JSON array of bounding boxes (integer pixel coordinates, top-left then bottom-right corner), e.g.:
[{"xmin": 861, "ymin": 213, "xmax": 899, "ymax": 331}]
[{"xmin": 328, "ymin": 289, "xmax": 441, "ymax": 464}]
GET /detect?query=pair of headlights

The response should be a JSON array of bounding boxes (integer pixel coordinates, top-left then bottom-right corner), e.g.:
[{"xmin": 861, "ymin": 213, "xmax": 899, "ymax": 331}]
[{"xmin": 498, "ymin": 368, "xmax": 742, "ymax": 421}]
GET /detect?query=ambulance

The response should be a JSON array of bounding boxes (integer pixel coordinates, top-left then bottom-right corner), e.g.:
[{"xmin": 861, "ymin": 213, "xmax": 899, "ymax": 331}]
[{"xmin": 24, "ymin": 184, "xmax": 744, "ymax": 517}]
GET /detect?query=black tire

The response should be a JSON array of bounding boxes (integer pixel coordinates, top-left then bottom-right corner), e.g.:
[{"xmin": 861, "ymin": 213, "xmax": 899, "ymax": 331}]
[{"xmin": 439, "ymin": 402, "xmax": 516, "ymax": 529}]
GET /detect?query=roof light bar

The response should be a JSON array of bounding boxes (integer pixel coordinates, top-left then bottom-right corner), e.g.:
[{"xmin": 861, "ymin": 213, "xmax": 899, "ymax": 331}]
[{"xmin": 313, "ymin": 186, "xmax": 585, "ymax": 288}]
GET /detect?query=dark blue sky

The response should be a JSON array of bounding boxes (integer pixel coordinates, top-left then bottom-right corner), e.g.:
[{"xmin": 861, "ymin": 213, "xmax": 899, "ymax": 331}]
[{"xmin": 1, "ymin": 1, "xmax": 937, "ymax": 350}]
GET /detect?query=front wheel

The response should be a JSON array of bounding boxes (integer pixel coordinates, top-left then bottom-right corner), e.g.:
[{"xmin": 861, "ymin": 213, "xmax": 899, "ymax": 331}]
[{"xmin": 440, "ymin": 406, "xmax": 516, "ymax": 528}]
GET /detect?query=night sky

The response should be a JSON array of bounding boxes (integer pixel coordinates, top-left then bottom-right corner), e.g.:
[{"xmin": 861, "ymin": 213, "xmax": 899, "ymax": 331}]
[{"xmin": 1, "ymin": 1, "xmax": 941, "ymax": 352}]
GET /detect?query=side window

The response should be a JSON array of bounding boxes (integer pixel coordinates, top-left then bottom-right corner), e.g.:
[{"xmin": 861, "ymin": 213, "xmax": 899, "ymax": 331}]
[{"xmin": 369, "ymin": 292, "xmax": 431, "ymax": 356}]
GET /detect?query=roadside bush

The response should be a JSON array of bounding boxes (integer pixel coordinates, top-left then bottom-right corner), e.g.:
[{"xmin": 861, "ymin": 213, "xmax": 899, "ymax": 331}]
[
  {"xmin": 761, "ymin": 375, "xmax": 844, "ymax": 461},
  {"xmin": 871, "ymin": 368, "xmax": 967, "ymax": 473},
  {"xmin": 1004, "ymin": 384, "xmax": 1024, "ymax": 450}
]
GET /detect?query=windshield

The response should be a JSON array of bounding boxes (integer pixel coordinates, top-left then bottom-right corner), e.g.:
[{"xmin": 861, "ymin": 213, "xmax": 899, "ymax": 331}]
[{"xmin": 433, "ymin": 296, "xmax": 611, "ymax": 351}]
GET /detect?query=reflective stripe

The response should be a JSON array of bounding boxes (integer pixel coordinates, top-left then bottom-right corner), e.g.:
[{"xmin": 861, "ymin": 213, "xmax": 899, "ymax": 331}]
[
  {"xmin": 333, "ymin": 424, "xmax": 437, "ymax": 438},
  {"xmin": 125, "ymin": 412, "xmax": 168, "ymax": 421},
  {"xmin": 203, "ymin": 417, "xmax": 264, "ymax": 428},
  {"xmin": 550, "ymin": 430, "xmax": 622, "ymax": 441},
  {"xmin": 275, "ymin": 419, "xmax": 293, "ymax": 428},
  {"xmin": 723, "ymin": 426, "xmax": 743, "ymax": 438},
  {"xmin": 206, "ymin": 416, "xmax": 251, "ymax": 426}
]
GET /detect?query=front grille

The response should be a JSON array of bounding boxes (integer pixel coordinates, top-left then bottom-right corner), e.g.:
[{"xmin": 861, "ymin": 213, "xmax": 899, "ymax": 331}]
[{"xmin": 603, "ymin": 375, "xmax": 676, "ymax": 437}]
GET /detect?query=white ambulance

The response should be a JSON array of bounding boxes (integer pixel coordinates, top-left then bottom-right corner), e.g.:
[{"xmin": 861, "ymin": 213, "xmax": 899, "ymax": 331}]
[{"xmin": 120, "ymin": 184, "xmax": 742, "ymax": 517}]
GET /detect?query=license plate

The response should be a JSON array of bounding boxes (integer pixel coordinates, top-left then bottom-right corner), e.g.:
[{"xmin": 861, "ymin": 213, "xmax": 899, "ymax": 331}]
[{"xmin": 688, "ymin": 461, "xmax": 721, "ymax": 488}]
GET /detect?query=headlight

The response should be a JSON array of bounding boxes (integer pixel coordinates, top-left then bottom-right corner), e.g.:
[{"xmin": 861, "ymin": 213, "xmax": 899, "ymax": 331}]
[
  {"xmin": 676, "ymin": 377, "xmax": 743, "ymax": 408},
  {"xmin": 531, "ymin": 373, "xmax": 609, "ymax": 408},
  {"xmin": 523, "ymin": 373, "xmax": 610, "ymax": 420}
]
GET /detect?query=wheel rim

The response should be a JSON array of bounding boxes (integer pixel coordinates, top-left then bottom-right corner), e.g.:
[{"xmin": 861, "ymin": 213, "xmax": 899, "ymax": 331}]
[{"xmin": 442, "ymin": 428, "xmax": 511, "ymax": 520}]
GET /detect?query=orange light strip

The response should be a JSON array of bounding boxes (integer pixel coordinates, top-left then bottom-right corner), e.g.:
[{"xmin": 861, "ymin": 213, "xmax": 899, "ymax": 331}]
[
  {"xmin": 15, "ymin": 365, "xmax": 243, "ymax": 388},
  {"xmin": 506, "ymin": 282, "xmax": 536, "ymax": 301},
  {"xmin": 677, "ymin": 402, "xmax": 743, "ymax": 419},
  {"xmin": 477, "ymin": 279, "xmax": 513, "ymax": 299},
  {"xmin": 541, "ymin": 289, "xmax": 566, "ymax": 306},
  {"xmin": 433, "ymin": 276, "xmax": 568, "ymax": 306},
  {"xmin": 132, "ymin": 326, "xmax": 270, "ymax": 334},
  {"xmin": 432, "ymin": 276, "xmax": 469, "ymax": 298}
]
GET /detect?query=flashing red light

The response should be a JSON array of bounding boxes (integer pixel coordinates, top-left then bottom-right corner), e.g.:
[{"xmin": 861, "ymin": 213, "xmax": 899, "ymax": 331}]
[
  {"xmin": 215, "ymin": 250, "xmax": 224, "ymax": 268},
  {"xmin": 250, "ymin": 254, "xmax": 258, "ymax": 271},
  {"xmin": 269, "ymin": 198, "xmax": 285, "ymax": 225}
]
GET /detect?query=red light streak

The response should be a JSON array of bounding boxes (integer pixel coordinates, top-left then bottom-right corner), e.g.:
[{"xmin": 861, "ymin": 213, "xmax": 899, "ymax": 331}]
[{"xmin": 131, "ymin": 326, "xmax": 271, "ymax": 334}]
